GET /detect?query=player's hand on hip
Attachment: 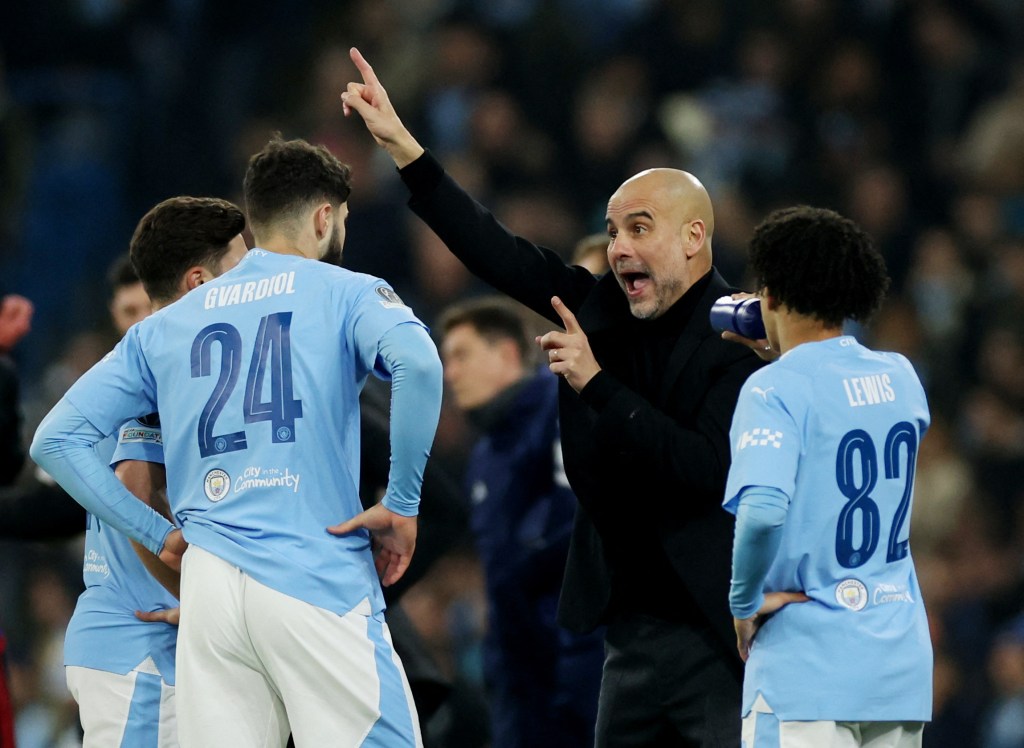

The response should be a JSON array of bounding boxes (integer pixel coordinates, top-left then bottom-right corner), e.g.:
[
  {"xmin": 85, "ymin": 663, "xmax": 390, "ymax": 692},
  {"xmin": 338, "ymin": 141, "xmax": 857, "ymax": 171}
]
[
  {"xmin": 342, "ymin": 47, "xmax": 424, "ymax": 168},
  {"xmin": 328, "ymin": 503, "xmax": 418, "ymax": 587},
  {"xmin": 734, "ymin": 591, "xmax": 809, "ymax": 662},
  {"xmin": 158, "ymin": 529, "xmax": 187, "ymax": 572},
  {"xmin": 135, "ymin": 607, "xmax": 180, "ymax": 626},
  {"xmin": 538, "ymin": 296, "xmax": 600, "ymax": 393}
]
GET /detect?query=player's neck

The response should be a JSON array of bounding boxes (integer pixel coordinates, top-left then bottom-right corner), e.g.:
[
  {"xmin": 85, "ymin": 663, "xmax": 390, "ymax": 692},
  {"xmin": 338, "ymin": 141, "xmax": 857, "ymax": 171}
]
[
  {"xmin": 255, "ymin": 234, "xmax": 318, "ymax": 259},
  {"xmin": 776, "ymin": 315, "xmax": 843, "ymax": 354}
]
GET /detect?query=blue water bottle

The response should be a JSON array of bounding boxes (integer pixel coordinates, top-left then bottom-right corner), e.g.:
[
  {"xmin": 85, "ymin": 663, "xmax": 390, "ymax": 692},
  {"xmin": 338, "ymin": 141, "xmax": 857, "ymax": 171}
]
[{"xmin": 710, "ymin": 296, "xmax": 766, "ymax": 339}]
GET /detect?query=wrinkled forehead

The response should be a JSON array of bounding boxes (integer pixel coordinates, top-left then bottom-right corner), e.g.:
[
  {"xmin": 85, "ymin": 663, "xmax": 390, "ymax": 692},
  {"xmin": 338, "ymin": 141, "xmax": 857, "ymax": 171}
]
[{"xmin": 607, "ymin": 177, "xmax": 677, "ymax": 224}]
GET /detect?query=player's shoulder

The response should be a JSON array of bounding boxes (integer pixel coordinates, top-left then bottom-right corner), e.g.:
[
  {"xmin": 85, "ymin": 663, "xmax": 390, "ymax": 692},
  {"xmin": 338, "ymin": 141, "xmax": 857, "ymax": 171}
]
[
  {"xmin": 852, "ymin": 343, "xmax": 924, "ymax": 385},
  {"xmin": 876, "ymin": 348, "xmax": 919, "ymax": 377},
  {"xmin": 736, "ymin": 361, "xmax": 808, "ymax": 411}
]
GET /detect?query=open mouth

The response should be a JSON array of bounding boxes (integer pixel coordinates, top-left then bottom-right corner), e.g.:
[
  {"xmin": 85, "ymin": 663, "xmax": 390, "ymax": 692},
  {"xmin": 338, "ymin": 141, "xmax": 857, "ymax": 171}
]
[{"xmin": 621, "ymin": 271, "xmax": 651, "ymax": 296}]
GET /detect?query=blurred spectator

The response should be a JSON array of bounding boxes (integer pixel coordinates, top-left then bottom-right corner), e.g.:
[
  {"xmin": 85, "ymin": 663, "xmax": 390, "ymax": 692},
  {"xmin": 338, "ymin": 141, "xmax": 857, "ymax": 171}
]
[
  {"xmin": 905, "ymin": 228, "xmax": 974, "ymax": 413},
  {"xmin": 438, "ymin": 297, "xmax": 604, "ymax": 748},
  {"xmin": 570, "ymin": 233, "xmax": 610, "ymax": 275},
  {"xmin": 959, "ymin": 59, "xmax": 1024, "ymax": 198},
  {"xmin": 981, "ymin": 616, "xmax": 1024, "ymax": 748}
]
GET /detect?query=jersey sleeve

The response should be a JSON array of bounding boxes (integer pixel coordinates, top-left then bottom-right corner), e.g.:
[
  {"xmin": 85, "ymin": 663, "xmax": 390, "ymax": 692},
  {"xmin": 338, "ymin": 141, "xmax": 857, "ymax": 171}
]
[
  {"xmin": 65, "ymin": 327, "xmax": 159, "ymax": 438},
  {"xmin": 723, "ymin": 373, "xmax": 803, "ymax": 514},
  {"xmin": 29, "ymin": 327, "xmax": 172, "ymax": 554},
  {"xmin": 374, "ymin": 323, "xmax": 443, "ymax": 516},
  {"xmin": 346, "ymin": 280, "xmax": 428, "ymax": 379},
  {"xmin": 110, "ymin": 416, "xmax": 164, "ymax": 467}
]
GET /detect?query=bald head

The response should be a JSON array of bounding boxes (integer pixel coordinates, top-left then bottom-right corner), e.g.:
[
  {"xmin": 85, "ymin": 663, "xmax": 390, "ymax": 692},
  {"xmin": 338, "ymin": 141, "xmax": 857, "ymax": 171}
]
[
  {"xmin": 614, "ymin": 168, "xmax": 715, "ymax": 246},
  {"xmin": 605, "ymin": 168, "xmax": 716, "ymax": 319}
]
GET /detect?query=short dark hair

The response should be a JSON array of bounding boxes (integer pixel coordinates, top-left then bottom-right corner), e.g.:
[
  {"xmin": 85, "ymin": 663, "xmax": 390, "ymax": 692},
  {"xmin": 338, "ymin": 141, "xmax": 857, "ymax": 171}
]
[
  {"xmin": 107, "ymin": 253, "xmax": 140, "ymax": 295},
  {"xmin": 130, "ymin": 196, "xmax": 246, "ymax": 302},
  {"xmin": 749, "ymin": 206, "xmax": 890, "ymax": 327},
  {"xmin": 438, "ymin": 297, "xmax": 531, "ymax": 360},
  {"xmin": 243, "ymin": 135, "xmax": 353, "ymax": 236}
]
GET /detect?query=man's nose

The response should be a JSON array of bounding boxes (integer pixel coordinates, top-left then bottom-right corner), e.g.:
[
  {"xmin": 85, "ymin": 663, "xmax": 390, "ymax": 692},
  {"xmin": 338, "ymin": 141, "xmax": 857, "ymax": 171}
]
[{"xmin": 608, "ymin": 237, "xmax": 632, "ymax": 263}]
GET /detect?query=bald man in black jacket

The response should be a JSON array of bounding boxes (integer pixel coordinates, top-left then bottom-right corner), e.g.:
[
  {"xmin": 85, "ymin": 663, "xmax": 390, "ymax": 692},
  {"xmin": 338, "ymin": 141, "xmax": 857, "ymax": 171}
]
[{"xmin": 345, "ymin": 49, "xmax": 765, "ymax": 747}]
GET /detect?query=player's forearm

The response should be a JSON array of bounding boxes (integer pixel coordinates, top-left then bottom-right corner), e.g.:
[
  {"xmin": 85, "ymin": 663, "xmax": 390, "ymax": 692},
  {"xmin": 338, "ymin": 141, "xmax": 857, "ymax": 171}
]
[
  {"xmin": 730, "ymin": 487, "xmax": 789, "ymax": 619},
  {"xmin": 30, "ymin": 400, "xmax": 175, "ymax": 555},
  {"xmin": 376, "ymin": 323, "xmax": 443, "ymax": 516}
]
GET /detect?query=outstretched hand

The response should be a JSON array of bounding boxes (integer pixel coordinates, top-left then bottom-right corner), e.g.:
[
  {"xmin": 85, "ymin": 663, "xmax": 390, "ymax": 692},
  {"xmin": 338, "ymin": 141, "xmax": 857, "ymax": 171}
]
[
  {"xmin": 537, "ymin": 296, "xmax": 600, "ymax": 393},
  {"xmin": 328, "ymin": 503, "xmax": 417, "ymax": 587},
  {"xmin": 734, "ymin": 591, "xmax": 810, "ymax": 662},
  {"xmin": 158, "ymin": 529, "xmax": 187, "ymax": 572},
  {"xmin": 341, "ymin": 47, "xmax": 424, "ymax": 168}
]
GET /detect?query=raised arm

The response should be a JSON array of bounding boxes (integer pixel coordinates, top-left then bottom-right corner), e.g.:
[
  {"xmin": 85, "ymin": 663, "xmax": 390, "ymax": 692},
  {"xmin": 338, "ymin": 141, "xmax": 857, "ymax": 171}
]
[
  {"xmin": 341, "ymin": 47, "xmax": 424, "ymax": 168},
  {"xmin": 343, "ymin": 47, "xmax": 598, "ymax": 323}
]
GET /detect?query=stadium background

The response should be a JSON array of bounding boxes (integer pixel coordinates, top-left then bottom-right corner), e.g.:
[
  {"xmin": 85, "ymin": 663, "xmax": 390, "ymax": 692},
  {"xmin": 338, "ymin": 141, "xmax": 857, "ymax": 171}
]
[{"xmin": 2, "ymin": 0, "xmax": 1024, "ymax": 745}]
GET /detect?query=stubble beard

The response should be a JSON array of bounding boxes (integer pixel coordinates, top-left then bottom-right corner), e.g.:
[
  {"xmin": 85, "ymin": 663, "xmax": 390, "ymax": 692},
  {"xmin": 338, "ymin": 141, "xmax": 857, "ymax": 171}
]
[
  {"xmin": 626, "ymin": 276, "xmax": 684, "ymax": 320},
  {"xmin": 320, "ymin": 226, "xmax": 344, "ymax": 267}
]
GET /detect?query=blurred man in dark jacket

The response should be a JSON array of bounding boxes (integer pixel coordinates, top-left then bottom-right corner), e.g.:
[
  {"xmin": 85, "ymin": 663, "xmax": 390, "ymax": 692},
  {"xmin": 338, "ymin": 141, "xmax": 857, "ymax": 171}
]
[{"xmin": 439, "ymin": 297, "xmax": 603, "ymax": 748}]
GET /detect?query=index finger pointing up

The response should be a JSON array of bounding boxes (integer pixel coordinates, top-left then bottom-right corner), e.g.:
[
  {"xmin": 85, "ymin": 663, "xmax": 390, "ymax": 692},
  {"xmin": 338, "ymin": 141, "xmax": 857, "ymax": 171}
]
[
  {"xmin": 349, "ymin": 47, "xmax": 380, "ymax": 87},
  {"xmin": 551, "ymin": 296, "xmax": 581, "ymax": 333}
]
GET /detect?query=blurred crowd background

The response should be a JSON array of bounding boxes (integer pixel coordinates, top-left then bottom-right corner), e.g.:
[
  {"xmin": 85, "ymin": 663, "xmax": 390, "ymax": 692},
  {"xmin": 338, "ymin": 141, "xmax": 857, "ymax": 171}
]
[{"xmin": 2, "ymin": 0, "xmax": 1024, "ymax": 745}]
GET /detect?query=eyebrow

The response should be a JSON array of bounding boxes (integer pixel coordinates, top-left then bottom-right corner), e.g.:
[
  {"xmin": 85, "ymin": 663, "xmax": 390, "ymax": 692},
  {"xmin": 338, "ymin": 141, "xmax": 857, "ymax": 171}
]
[{"xmin": 606, "ymin": 210, "xmax": 655, "ymax": 226}]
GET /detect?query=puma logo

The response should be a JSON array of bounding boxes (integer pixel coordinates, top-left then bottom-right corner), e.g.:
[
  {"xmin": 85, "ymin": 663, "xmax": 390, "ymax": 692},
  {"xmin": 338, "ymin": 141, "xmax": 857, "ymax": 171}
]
[{"xmin": 751, "ymin": 386, "xmax": 775, "ymax": 400}]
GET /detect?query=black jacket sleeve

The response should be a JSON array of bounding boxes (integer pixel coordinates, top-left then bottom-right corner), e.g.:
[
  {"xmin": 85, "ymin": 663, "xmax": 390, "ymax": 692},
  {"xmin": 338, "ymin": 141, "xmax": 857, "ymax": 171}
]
[{"xmin": 400, "ymin": 151, "xmax": 599, "ymax": 325}]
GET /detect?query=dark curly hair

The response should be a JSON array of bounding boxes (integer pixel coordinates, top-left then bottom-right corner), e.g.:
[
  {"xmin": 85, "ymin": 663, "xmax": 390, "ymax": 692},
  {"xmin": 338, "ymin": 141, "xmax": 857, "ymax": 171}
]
[
  {"xmin": 130, "ymin": 196, "xmax": 245, "ymax": 303},
  {"xmin": 748, "ymin": 206, "xmax": 890, "ymax": 327},
  {"xmin": 243, "ymin": 135, "xmax": 352, "ymax": 238}
]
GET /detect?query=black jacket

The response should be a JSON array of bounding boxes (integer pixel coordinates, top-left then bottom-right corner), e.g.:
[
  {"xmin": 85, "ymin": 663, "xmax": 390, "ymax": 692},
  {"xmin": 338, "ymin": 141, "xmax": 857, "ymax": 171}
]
[{"xmin": 400, "ymin": 152, "xmax": 763, "ymax": 661}]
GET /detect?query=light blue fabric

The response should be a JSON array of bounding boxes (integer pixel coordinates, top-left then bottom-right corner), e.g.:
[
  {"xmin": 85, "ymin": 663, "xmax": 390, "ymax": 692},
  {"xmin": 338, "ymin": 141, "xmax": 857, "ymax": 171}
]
[
  {"xmin": 65, "ymin": 419, "xmax": 178, "ymax": 681},
  {"xmin": 32, "ymin": 249, "xmax": 442, "ymax": 618},
  {"xmin": 375, "ymin": 322, "xmax": 443, "ymax": 517},
  {"xmin": 723, "ymin": 336, "xmax": 932, "ymax": 722},
  {"xmin": 362, "ymin": 612, "xmax": 418, "ymax": 747},
  {"xmin": 120, "ymin": 671, "xmax": 163, "ymax": 748},
  {"xmin": 32, "ymin": 404, "xmax": 174, "ymax": 555},
  {"xmin": 729, "ymin": 487, "xmax": 789, "ymax": 619}
]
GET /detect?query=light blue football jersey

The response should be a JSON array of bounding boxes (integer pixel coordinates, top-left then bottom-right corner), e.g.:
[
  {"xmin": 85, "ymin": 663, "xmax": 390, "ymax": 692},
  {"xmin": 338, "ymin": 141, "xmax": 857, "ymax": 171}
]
[
  {"xmin": 64, "ymin": 419, "xmax": 178, "ymax": 682},
  {"xmin": 723, "ymin": 336, "xmax": 932, "ymax": 721},
  {"xmin": 64, "ymin": 249, "xmax": 428, "ymax": 617}
]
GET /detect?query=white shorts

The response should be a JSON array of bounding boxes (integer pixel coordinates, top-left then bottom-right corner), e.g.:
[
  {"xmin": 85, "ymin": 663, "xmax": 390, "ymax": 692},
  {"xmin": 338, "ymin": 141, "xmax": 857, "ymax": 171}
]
[
  {"xmin": 66, "ymin": 659, "xmax": 177, "ymax": 748},
  {"xmin": 176, "ymin": 545, "xmax": 421, "ymax": 748},
  {"xmin": 742, "ymin": 696, "xmax": 924, "ymax": 748}
]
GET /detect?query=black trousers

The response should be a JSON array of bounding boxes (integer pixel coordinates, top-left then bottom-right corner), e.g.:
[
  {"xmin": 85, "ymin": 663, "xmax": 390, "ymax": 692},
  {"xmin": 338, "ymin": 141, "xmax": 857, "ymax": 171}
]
[{"xmin": 595, "ymin": 613, "xmax": 742, "ymax": 748}]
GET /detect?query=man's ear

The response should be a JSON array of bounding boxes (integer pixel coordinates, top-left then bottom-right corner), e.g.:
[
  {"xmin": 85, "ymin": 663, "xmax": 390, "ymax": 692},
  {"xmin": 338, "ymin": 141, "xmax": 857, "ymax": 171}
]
[
  {"xmin": 762, "ymin": 292, "xmax": 780, "ymax": 312},
  {"xmin": 315, "ymin": 203, "xmax": 332, "ymax": 240},
  {"xmin": 183, "ymin": 265, "xmax": 213, "ymax": 292},
  {"xmin": 684, "ymin": 219, "xmax": 706, "ymax": 258}
]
